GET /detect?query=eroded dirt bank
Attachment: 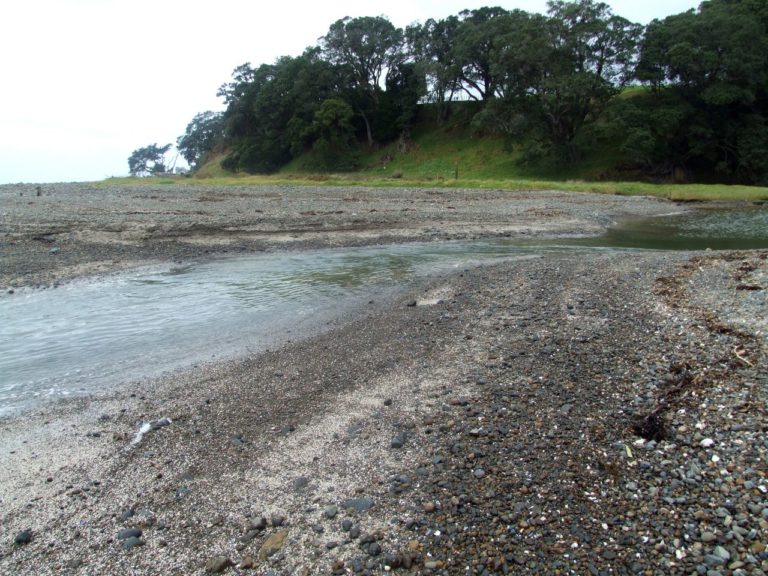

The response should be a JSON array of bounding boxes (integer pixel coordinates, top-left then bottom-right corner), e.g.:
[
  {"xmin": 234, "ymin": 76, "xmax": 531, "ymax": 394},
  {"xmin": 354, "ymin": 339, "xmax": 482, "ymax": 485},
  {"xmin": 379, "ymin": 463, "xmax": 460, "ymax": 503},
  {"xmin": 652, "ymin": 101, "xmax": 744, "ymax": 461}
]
[{"xmin": 1, "ymin": 244, "xmax": 766, "ymax": 575}]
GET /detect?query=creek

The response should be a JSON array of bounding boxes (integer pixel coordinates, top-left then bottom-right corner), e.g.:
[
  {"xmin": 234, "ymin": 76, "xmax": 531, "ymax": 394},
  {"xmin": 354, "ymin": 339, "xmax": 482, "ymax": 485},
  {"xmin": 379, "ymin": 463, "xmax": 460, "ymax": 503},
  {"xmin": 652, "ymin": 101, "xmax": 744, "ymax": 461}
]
[{"xmin": 1, "ymin": 207, "xmax": 766, "ymax": 416}]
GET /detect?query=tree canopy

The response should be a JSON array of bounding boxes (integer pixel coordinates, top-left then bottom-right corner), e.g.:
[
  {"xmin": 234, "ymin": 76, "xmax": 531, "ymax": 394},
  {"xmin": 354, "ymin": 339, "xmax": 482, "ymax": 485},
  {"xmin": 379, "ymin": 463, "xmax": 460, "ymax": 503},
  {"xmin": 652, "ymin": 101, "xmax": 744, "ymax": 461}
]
[
  {"xmin": 170, "ymin": 0, "xmax": 768, "ymax": 184},
  {"xmin": 128, "ymin": 143, "xmax": 172, "ymax": 176}
]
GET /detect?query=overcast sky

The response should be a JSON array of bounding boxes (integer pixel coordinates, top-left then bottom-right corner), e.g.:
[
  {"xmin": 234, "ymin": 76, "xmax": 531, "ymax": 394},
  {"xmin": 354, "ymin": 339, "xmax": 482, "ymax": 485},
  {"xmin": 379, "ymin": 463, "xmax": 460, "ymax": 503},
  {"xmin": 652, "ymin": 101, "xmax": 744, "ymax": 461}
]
[{"xmin": 0, "ymin": 0, "xmax": 701, "ymax": 184}]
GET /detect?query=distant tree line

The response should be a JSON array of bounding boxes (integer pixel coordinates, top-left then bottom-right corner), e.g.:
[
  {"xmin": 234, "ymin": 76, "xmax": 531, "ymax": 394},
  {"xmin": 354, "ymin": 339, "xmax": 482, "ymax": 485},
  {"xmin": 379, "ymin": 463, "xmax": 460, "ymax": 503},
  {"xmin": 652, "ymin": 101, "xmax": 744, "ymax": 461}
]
[{"xmin": 165, "ymin": 0, "xmax": 767, "ymax": 184}]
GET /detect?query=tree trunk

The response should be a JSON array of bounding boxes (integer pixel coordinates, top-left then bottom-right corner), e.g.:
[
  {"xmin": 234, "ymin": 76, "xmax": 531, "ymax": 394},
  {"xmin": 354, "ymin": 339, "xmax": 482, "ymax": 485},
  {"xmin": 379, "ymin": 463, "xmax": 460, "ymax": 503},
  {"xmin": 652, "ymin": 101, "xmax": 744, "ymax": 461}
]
[{"xmin": 359, "ymin": 110, "xmax": 374, "ymax": 148}]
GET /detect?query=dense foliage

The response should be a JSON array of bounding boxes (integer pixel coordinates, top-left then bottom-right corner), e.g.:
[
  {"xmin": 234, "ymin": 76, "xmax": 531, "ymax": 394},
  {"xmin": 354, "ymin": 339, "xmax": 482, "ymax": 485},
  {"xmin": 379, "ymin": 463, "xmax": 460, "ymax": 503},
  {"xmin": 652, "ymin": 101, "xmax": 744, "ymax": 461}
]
[
  {"xmin": 172, "ymin": 0, "xmax": 768, "ymax": 184},
  {"xmin": 128, "ymin": 143, "xmax": 172, "ymax": 176}
]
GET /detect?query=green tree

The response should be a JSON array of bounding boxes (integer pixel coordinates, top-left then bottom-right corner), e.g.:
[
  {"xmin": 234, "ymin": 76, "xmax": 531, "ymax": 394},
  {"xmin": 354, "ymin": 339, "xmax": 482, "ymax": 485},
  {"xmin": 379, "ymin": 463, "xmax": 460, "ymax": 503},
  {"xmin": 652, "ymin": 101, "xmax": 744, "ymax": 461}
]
[
  {"xmin": 220, "ymin": 50, "xmax": 338, "ymax": 173},
  {"xmin": 320, "ymin": 16, "xmax": 405, "ymax": 146},
  {"xmin": 305, "ymin": 98, "xmax": 358, "ymax": 170},
  {"xmin": 634, "ymin": 0, "xmax": 768, "ymax": 183},
  {"xmin": 128, "ymin": 143, "xmax": 171, "ymax": 176},
  {"xmin": 474, "ymin": 0, "xmax": 641, "ymax": 163},
  {"xmin": 176, "ymin": 111, "xmax": 224, "ymax": 169},
  {"xmin": 406, "ymin": 17, "xmax": 462, "ymax": 122}
]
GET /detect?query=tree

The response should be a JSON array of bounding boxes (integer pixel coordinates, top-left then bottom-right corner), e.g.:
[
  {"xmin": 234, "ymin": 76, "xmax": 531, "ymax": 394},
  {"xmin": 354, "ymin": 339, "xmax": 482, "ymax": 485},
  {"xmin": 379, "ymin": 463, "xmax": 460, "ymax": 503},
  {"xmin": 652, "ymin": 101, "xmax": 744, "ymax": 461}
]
[
  {"xmin": 406, "ymin": 17, "xmax": 462, "ymax": 122},
  {"xmin": 633, "ymin": 0, "xmax": 768, "ymax": 183},
  {"xmin": 474, "ymin": 0, "xmax": 641, "ymax": 163},
  {"xmin": 320, "ymin": 16, "xmax": 405, "ymax": 146},
  {"xmin": 304, "ymin": 98, "xmax": 358, "ymax": 170},
  {"xmin": 220, "ymin": 50, "xmax": 339, "ymax": 173},
  {"xmin": 453, "ymin": 6, "xmax": 511, "ymax": 101},
  {"xmin": 128, "ymin": 143, "xmax": 172, "ymax": 176},
  {"xmin": 176, "ymin": 111, "xmax": 224, "ymax": 169}
]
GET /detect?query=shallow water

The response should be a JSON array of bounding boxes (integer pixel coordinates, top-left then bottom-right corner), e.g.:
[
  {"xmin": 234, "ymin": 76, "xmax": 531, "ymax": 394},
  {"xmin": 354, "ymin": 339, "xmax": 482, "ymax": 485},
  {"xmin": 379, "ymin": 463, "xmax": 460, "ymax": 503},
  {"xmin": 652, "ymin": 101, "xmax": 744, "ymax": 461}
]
[{"xmin": 1, "ymin": 207, "xmax": 766, "ymax": 415}]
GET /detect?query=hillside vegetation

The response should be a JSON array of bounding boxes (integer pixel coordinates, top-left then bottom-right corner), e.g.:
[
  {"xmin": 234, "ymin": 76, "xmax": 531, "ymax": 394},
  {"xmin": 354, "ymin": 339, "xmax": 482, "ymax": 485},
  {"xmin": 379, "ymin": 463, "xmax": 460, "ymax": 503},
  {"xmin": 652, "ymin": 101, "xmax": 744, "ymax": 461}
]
[{"xmin": 133, "ymin": 0, "xmax": 768, "ymax": 188}]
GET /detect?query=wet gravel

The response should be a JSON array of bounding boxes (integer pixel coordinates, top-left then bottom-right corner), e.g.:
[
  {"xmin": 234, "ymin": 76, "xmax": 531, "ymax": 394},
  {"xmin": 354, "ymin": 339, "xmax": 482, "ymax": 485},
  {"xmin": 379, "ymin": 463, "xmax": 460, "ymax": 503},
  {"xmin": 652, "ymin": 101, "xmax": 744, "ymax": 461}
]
[
  {"xmin": 1, "ymin": 182, "xmax": 765, "ymax": 575},
  {"xmin": 1, "ymin": 248, "xmax": 765, "ymax": 575}
]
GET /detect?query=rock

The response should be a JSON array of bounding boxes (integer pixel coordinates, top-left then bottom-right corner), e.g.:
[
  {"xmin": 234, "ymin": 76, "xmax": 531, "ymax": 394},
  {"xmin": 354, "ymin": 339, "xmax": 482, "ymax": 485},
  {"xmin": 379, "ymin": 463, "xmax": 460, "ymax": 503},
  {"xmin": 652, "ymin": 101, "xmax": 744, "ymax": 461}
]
[
  {"xmin": 324, "ymin": 505, "xmax": 338, "ymax": 519},
  {"xmin": 341, "ymin": 497, "xmax": 374, "ymax": 512},
  {"xmin": 293, "ymin": 476, "xmax": 310, "ymax": 491},
  {"xmin": 258, "ymin": 530, "xmax": 288, "ymax": 560},
  {"xmin": 122, "ymin": 536, "xmax": 145, "ymax": 551},
  {"xmin": 271, "ymin": 515, "xmax": 286, "ymax": 527},
  {"xmin": 117, "ymin": 528, "xmax": 143, "ymax": 540},
  {"xmin": 406, "ymin": 300, "xmax": 417, "ymax": 307},
  {"xmin": 205, "ymin": 556, "xmax": 234, "ymax": 573},
  {"xmin": 14, "ymin": 530, "xmax": 32, "ymax": 545},
  {"xmin": 149, "ymin": 417, "xmax": 172, "ymax": 430},
  {"xmin": 341, "ymin": 519, "xmax": 354, "ymax": 532},
  {"xmin": 249, "ymin": 516, "xmax": 267, "ymax": 531},
  {"xmin": 474, "ymin": 468, "xmax": 487, "ymax": 479},
  {"xmin": 391, "ymin": 432, "xmax": 408, "ymax": 449},
  {"xmin": 239, "ymin": 556, "xmax": 256, "ymax": 569}
]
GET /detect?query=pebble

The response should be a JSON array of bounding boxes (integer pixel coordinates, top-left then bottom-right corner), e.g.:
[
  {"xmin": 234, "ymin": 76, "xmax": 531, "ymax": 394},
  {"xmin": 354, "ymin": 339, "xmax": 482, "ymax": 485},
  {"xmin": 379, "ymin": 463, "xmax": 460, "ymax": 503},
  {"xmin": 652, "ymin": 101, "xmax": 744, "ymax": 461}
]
[
  {"xmin": 324, "ymin": 505, "xmax": 338, "ymax": 519},
  {"xmin": 14, "ymin": 530, "xmax": 32, "ymax": 545},
  {"xmin": 205, "ymin": 556, "xmax": 234, "ymax": 573}
]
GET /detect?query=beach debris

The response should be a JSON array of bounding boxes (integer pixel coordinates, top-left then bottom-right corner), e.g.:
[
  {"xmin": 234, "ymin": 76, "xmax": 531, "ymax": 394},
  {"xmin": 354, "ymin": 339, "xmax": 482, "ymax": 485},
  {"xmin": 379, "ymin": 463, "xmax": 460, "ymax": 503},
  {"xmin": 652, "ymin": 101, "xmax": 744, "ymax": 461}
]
[{"xmin": 129, "ymin": 417, "xmax": 172, "ymax": 448}]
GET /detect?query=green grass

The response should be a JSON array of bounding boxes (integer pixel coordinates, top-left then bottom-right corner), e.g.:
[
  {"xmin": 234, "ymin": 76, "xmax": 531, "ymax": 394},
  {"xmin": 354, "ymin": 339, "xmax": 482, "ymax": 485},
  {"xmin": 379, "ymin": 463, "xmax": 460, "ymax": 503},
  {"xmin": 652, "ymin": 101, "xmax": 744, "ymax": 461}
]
[{"xmin": 96, "ymin": 173, "xmax": 768, "ymax": 202}]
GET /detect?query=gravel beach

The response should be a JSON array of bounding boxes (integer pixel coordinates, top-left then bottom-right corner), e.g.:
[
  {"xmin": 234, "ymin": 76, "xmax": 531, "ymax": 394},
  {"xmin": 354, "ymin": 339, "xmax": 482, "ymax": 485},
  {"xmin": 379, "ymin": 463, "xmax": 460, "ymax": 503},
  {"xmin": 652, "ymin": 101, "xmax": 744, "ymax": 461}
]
[{"xmin": 0, "ymin": 183, "xmax": 765, "ymax": 575}]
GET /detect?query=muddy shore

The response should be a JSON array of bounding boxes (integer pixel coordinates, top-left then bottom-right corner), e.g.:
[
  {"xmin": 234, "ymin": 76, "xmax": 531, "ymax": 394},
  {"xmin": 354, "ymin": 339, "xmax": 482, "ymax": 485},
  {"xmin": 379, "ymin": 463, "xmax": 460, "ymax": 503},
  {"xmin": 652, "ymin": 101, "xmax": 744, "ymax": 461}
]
[{"xmin": 1, "ymin": 184, "xmax": 766, "ymax": 575}]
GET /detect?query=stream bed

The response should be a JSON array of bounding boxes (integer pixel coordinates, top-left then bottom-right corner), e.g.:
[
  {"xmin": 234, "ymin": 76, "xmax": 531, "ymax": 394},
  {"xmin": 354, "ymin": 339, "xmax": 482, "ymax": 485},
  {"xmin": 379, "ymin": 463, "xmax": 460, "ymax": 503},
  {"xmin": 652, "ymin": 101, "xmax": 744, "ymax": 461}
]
[{"xmin": 1, "ymin": 207, "xmax": 766, "ymax": 416}]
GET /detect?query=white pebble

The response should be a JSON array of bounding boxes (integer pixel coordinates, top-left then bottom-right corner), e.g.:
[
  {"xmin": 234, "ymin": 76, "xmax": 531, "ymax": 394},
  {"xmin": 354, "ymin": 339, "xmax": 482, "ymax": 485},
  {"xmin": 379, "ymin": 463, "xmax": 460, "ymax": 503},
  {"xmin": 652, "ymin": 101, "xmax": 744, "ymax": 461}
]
[{"xmin": 700, "ymin": 438, "xmax": 715, "ymax": 448}]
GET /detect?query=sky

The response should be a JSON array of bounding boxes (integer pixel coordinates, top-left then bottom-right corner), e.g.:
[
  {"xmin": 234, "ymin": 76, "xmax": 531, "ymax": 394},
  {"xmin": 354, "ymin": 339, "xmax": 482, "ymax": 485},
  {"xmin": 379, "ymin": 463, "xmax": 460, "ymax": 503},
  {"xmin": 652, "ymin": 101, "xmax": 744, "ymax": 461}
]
[{"xmin": 0, "ymin": 0, "xmax": 701, "ymax": 184}]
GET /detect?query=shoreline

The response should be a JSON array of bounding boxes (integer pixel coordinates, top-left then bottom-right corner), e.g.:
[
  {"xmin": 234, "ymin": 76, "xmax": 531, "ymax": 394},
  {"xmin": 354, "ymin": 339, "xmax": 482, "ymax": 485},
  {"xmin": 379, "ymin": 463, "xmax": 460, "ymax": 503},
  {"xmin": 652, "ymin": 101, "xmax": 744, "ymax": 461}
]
[
  {"xmin": 1, "ymin": 183, "xmax": 681, "ymax": 292},
  {"xmin": 1, "ymin": 184, "xmax": 766, "ymax": 575}
]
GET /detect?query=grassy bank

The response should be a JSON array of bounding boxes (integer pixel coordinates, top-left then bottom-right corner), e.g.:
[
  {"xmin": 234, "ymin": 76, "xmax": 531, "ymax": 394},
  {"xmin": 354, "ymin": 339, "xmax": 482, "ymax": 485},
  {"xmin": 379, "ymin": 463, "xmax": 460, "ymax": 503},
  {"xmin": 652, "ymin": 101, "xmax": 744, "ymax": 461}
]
[{"xmin": 99, "ymin": 174, "xmax": 768, "ymax": 203}]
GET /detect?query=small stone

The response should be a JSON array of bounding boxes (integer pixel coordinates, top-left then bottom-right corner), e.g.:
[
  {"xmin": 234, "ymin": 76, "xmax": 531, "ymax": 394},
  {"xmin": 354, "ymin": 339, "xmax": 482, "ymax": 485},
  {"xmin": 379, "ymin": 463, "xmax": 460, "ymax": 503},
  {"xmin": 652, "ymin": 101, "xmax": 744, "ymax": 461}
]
[
  {"xmin": 117, "ymin": 528, "xmax": 143, "ymax": 540},
  {"xmin": 271, "ymin": 515, "xmax": 286, "ymax": 527},
  {"xmin": 474, "ymin": 468, "xmax": 486, "ymax": 479},
  {"xmin": 423, "ymin": 502, "xmax": 436, "ymax": 513},
  {"xmin": 341, "ymin": 497, "xmax": 374, "ymax": 512},
  {"xmin": 701, "ymin": 438, "xmax": 715, "ymax": 448},
  {"xmin": 406, "ymin": 300, "xmax": 417, "ymax": 307},
  {"xmin": 14, "ymin": 530, "xmax": 32, "ymax": 545},
  {"xmin": 701, "ymin": 532, "xmax": 717, "ymax": 543},
  {"xmin": 390, "ymin": 432, "xmax": 408, "ymax": 449},
  {"xmin": 293, "ymin": 476, "xmax": 310, "ymax": 491},
  {"xmin": 341, "ymin": 519, "xmax": 354, "ymax": 532},
  {"xmin": 239, "ymin": 556, "xmax": 256, "ymax": 569},
  {"xmin": 258, "ymin": 530, "xmax": 288, "ymax": 560},
  {"xmin": 149, "ymin": 417, "xmax": 172, "ymax": 430},
  {"xmin": 713, "ymin": 546, "xmax": 731, "ymax": 561},
  {"xmin": 205, "ymin": 556, "xmax": 234, "ymax": 573},
  {"xmin": 249, "ymin": 516, "xmax": 267, "ymax": 531},
  {"xmin": 324, "ymin": 506, "xmax": 338, "ymax": 519},
  {"xmin": 383, "ymin": 399, "xmax": 393, "ymax": 407},
  {"xmin": 122, "ymin": 536, "xmax": 145, "ymax": 551}
]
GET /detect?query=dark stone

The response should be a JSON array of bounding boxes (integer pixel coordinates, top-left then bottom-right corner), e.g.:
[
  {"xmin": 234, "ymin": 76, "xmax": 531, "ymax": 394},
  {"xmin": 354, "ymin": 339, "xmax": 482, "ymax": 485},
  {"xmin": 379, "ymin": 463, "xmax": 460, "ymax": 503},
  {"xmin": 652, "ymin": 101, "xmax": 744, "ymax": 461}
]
[
  {"xmin": 149, "ymin": 418, "xmax": 172, "ymax": 430},
  {"xmin": 390, "ymin": 432, "xmax": 408, "ymax": 449},
  {"xmin": 122, "ymin": 536, "xmax": 145, "ymax": 551},
  {"xmin": 341, "ymin": 497, "xmax": 374, "ymax": 512},
  {"xmin": 14, "ymin": 530, "xmax": 32, "ymax": 545},
  {"xmin": 117, "ymin": 528, "xmax": 143, "ymax": 540}
]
